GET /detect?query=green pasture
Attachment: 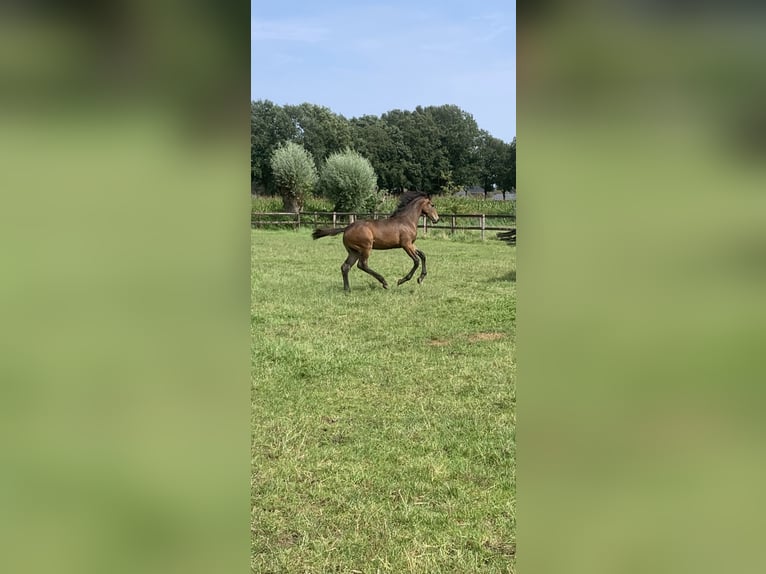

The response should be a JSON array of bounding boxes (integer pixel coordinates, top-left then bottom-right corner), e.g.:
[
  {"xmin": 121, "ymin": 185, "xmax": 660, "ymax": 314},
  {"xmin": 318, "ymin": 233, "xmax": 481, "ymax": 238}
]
[{"xmin": 251, "ymin": 229, "xmax": 516, "ymax": 573}]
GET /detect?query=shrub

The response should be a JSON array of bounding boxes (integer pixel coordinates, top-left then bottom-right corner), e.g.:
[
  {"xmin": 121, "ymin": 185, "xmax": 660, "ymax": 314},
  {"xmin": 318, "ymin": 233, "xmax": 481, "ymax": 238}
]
[
  {"xmin": 270, "ymin": 142, "xmax": 318, "ymax": 212},
  {"xmin": 318, "ymin": 149, "xmax": 379, "ymax": 212}
]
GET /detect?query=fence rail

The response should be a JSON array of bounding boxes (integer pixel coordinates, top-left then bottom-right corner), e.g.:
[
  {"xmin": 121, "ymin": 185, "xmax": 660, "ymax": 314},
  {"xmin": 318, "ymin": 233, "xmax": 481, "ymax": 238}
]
[{"xmin": 251, "ymin": 211, "xmax": 515, "ymax": 240}]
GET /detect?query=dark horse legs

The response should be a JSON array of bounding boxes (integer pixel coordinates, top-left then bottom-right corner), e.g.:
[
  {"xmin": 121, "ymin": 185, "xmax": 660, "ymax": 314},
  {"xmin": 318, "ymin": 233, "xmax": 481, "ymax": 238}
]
[
  {"xmin": 341, "ymin": 251, "xmax": 359, "ymax": 291},
  {"xmin": 358, "ymin": 255, "xmax": 388, "ymax": 289},
  {"xmin": 341, "ymin": 250, "xmax": 388, "ymax": 291},
  {"xmin": 341, "ymin": 243, "xmax": 426, "ymax": 291},
  {"xmin": 397, "ymin": 246, "xmax": 428, "ymax": 286},
  {"xmin": 416, "ymin": 249, "xmax": 427, "ymax": 284},
  {"xmin": 397, "ymin": 246, "xmax": 420, "ymax": 286}
]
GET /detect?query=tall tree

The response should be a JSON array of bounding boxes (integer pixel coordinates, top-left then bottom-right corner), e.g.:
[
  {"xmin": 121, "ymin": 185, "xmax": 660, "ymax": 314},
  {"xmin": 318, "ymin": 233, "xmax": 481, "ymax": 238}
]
[
  {"xmin": 423, "ymin": 104, "xmax": 482, "ymax": 189},
  {"xmin": 381, "ymin": 108, "xmax": 448, "ymax": 193},
  {"xmin": 476, "ymin": 130, "xmax": 506, "ymax": 198},
  {"xmin": 350, "ymin": 115, "xmax": 411, "ymax": 193},
  {"xmin": 284, "ymin": 103, "xmax": 352, "ymax": 167},
  {"xmin": 497, "ymin": 137, "xmax": 516, "ymax": 197},
  {"xmin": 380, "ymin": 105, "xmax": 482, "ymax": 193},
  {"xmin": 475, "ymin": 133, "xmax": 516, "ymax": 198}
]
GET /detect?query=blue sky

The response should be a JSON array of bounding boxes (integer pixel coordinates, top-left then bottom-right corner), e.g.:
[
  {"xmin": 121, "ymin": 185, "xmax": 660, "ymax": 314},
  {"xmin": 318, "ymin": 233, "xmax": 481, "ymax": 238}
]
[{"xmin": 251, "ymin": 0, "xmax": 516, "ymax": 142}]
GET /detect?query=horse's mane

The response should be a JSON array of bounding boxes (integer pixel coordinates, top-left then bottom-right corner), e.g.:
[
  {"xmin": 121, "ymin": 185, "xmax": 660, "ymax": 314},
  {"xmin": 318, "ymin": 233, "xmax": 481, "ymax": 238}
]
[{"xmin": 390, "ymin": 191, "xmax": 429, "ymax": 217}]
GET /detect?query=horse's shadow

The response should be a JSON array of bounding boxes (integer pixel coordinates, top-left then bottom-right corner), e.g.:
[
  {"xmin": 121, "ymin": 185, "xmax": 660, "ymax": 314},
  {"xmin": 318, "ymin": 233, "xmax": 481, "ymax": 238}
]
[
  {"xmin": 488, "ymin": 270, "xmax": 516, "ymax": 283},
  {"xmin": 325, "ymin": 281, "xmax": 388, "ymax": 294},
  {"xmin": 327, "ymin": 275, "xmax": 423, "ymax": 294}
]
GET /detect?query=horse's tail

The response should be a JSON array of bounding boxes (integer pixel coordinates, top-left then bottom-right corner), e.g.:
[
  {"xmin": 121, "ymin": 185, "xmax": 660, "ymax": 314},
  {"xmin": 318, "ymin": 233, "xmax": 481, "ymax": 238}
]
[{"xmin": 312, "ymin": 227, "xmax": 347, "ymax": 240}]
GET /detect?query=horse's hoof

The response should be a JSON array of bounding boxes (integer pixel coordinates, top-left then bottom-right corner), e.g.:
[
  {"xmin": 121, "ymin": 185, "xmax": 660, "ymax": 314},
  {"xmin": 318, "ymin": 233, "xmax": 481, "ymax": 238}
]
[
  {"xmin": 397, "ymin": 278, "xmax": 405, "ymax": 286},
  {"xmin": 417, "ymin": 277, "xmax": 424, "ymax": 284},
  {"xmin": 382, "ymin": 283, "xmax": 389, "ymax": 289}
]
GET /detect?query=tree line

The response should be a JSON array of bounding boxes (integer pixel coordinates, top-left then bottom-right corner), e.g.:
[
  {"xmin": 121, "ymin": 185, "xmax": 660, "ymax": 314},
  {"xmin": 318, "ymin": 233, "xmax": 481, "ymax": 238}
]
[{"xmin": 251, "ymin": 101, "xmax": 516, "ymax": 203}]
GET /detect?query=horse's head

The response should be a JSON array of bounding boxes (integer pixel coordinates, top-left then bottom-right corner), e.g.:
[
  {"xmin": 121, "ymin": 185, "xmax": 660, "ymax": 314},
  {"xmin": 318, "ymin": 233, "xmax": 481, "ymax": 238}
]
[{"xmin": 421, "ymin": 197, "xmax": 439, "ymax": 223}]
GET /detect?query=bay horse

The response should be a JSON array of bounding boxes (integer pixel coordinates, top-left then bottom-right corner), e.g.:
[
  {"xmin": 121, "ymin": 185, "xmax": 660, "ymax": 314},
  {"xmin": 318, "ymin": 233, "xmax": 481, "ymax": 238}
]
[{"xmin": 312, "ymin": 191, "xmax": 440, "ymax": 291}]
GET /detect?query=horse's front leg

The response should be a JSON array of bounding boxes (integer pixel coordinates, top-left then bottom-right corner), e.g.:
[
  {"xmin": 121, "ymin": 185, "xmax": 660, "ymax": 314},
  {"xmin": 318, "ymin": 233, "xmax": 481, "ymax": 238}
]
[
  {"xmin": 415, "ymin": 249, "xmax": 427, "ymax": 284},
  {"xmin": 397, "ymin": 246, "xmax": 420, "ymax": 286}
]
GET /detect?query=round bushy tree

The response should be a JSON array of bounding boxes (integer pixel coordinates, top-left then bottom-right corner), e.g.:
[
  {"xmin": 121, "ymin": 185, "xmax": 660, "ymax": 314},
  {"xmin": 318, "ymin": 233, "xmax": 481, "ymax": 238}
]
[
  {"xmin": 270, "ymin": 142, "xmax": 318, "ymax": 212},
  {"xmin": 318, "ymin": 149, "xmax": 379, "ymax": 212}
]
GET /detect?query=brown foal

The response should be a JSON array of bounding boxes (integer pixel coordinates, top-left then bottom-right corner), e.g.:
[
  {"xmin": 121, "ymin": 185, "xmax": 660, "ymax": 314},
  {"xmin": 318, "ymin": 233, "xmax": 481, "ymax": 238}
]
[{"xmin": 312, "ymin": 191, "xmax": 440, "ymax": 291}]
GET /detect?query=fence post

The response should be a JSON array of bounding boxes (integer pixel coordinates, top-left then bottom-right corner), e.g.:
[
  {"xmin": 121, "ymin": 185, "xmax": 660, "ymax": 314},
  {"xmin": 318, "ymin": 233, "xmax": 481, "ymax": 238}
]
[
  {"xmin": 422, "ymin": 215, "xmax": 427, "ymax": 234},
  {"xmin": 480, "ymin": 214, "xmax": 486, "ymax": 240},
  {"xmin": 451, "ymin": 215, "xmax": 456, "ymax": 235},
  {"xmin": 296, "ymin": 212, "xmax": 300, "ymax": 230},
  {"xmin": 350, "ymin": 214, "xmax": 355, "ymax": 224},
  {"xmin": 332, "ymin": 212, "xmax": 337, "ymax": 228}
]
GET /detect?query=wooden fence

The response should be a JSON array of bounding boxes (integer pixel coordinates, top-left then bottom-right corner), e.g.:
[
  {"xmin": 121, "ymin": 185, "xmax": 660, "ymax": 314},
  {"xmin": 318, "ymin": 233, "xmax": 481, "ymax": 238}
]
[{"xmin": 251, "ymin": 211, "xmax": 515, "ymax": 240}]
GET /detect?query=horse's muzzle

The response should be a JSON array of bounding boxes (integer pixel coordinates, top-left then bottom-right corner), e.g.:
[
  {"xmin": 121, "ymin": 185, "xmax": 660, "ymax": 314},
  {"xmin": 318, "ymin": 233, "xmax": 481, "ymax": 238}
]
[{"xmin": 430, "ymin": 216, "xmax": 439, "ymax": 224}]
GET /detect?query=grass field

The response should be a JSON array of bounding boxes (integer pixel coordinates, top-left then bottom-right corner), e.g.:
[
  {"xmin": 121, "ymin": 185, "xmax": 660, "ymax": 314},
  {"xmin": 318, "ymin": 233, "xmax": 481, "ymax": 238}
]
[{"xmin": 251, "ymin": 229, "xmax": 516, "ymax": 573}]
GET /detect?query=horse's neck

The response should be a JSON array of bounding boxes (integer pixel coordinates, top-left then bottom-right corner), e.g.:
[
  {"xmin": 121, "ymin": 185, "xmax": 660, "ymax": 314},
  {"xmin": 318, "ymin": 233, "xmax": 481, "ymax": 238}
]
[{"xmin": 394, "ymin": 200, "xmax": 423, "ymax": 226}]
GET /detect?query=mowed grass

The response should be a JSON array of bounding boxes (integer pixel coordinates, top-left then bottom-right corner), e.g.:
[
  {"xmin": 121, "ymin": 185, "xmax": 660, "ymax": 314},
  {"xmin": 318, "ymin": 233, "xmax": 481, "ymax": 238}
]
[{"xmin": 251, "ymin": 229, "xmax": 516, "ymax": 573}]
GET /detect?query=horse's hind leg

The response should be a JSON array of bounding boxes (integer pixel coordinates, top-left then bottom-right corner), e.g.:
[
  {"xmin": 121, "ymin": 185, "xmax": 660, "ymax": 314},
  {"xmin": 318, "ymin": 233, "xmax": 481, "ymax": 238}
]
[
  {"xmin": 416, "ymin": 249, "xmax": 427, "ymax": 284},
  {"xmin": 341, "ymin": 251, "xmax": 359, "ymax": 291},
  {"xmin": 397, "ymin": 245, "xmax": 420, "ymax": 286},
  {"xmin": 358, "ymin": 254, "xmax": 388, "ymax": 289}
]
